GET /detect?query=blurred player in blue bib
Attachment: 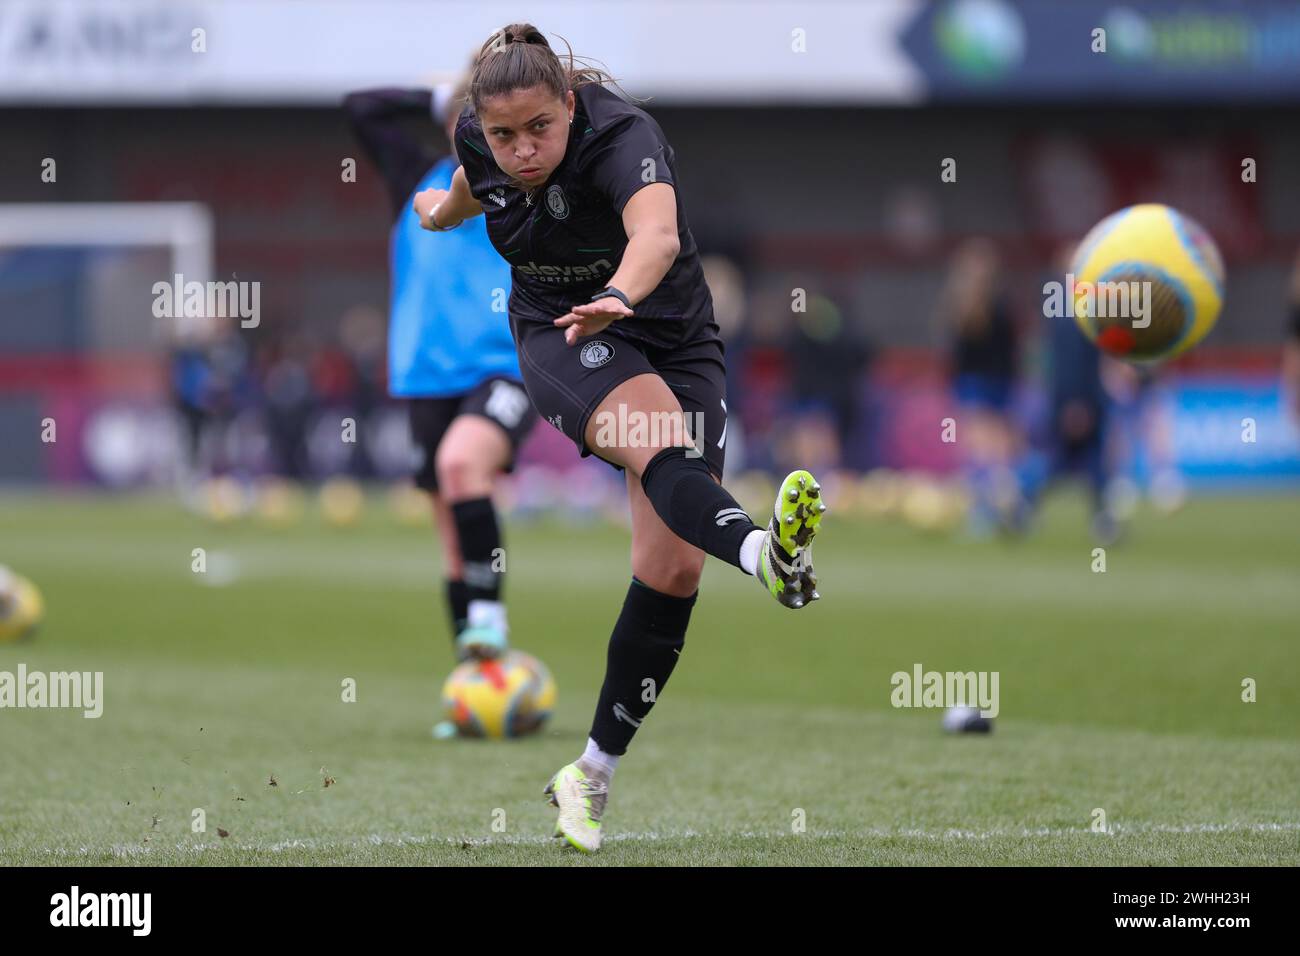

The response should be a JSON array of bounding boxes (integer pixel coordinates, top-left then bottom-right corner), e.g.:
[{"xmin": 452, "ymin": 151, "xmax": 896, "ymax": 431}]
[{"xmin": 346, "ymin": 72, "xmax": 537, "ymax": 665}]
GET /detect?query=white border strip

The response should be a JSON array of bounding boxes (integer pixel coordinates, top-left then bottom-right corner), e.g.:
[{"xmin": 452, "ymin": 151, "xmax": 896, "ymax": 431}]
[{"xmin": 11, "ymin": 822, "xmax": 1300, "ymax": 860}]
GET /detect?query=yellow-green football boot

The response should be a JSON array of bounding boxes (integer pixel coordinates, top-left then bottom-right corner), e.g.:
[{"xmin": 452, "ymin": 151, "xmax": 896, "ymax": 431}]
[
  {"xmin": 543, "ymin": 762, "xmax": 608, "ymax": 853},
  {"xmin": 756, "ymin": 469, "xmax": 825, "ymax": 609}
]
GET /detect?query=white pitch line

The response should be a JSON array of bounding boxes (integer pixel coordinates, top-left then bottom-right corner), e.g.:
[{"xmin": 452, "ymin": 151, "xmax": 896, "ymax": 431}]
[{"xmin": 10, "ymin": 822, "xmax": 1300, "ymax": 859}]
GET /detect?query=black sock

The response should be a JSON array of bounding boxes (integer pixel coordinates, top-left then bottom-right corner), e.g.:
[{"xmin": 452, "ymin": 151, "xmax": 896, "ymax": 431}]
[
  {"xmin": 639, "ymin": 447, "xmax": 761, "ymax": 571},
  {"xmin": 451, "ymin": 497, "xmax": 503, "ymax": 606},
  {"xmin": 445, "ymin": 578, "xmax": 469, "ymax": 639},
  {"xmin": 588, "ymin": 578, "xmax": 697, "ymax": 756}
]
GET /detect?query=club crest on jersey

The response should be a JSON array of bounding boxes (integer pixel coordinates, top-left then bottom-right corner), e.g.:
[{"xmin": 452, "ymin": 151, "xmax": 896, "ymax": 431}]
[
  {"xmin": 546, "ymin": 185, "xmax": 570, "ymax": 220},
  {"xmin": 580, "ymin": 340, "xmax": 615, "ymax": 369}
]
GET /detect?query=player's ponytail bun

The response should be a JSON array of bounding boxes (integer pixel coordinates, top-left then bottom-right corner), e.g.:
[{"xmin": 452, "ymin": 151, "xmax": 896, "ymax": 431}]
[
  {"xmin": 469, "ymin": 22, "xmax": 644, "ymax": 115},
  {"xmin": 488, "ymin": 24, "xmax": 546, "ymax": 51}
]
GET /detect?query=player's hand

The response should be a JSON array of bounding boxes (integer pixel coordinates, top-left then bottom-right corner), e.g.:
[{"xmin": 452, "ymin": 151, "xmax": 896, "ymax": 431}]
[
  {"xmin": 554, "ymin": 298, "xmax": 634, "ymax": 346},
  {"xmin": 413, "ymin": 188, "xmax": 452, "ymax": 230}
]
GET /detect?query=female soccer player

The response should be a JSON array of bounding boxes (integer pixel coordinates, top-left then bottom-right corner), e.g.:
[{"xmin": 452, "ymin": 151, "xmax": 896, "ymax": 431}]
[
  {"xmin": 345, "ymin": 76, "xmax": 537, "ymax": 664},
  {"xmin": 413, "ymin": 24, "xmax": 825, "ymax": 852}
]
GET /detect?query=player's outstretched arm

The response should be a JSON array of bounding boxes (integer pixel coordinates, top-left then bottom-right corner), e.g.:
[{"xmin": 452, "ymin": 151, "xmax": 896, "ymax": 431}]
[
  {"xmin": 553, "ymin": 183, "xmax": 679, "ymax": 344},
  {"xmin": 606, "ymin": 183, "xmax": 680, "ymax": 304},
  {"xmin": 343, "ymin": 88, "xmax": 439, "ymax": 218},
  {"xmin": 413, "ymin": 167, "xmax": 483, "ymax": 231}
]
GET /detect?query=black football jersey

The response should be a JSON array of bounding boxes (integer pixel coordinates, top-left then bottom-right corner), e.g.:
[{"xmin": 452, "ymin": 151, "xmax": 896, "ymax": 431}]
[{"xmin": 454, "ymin": 83, "xmax": 715, "ymax": 350}]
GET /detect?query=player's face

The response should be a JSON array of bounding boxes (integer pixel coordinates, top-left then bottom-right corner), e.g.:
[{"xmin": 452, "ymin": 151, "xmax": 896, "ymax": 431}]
[{"xmin": 479, "ymin": 86, "xmax": 574, "ymax": 186}]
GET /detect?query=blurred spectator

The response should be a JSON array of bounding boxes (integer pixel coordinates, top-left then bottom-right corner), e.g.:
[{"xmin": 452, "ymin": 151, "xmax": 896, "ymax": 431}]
[
  {"xmin": 1102, "ymin": 359, "xmax": 1185, "ymax": 515},
  {"xmin": 940, "ymin": 238, "xmax": 1025, "ymax": 533},
  {"xmin": 700, "ymin": 252, "xmax": 751, "ymax": 470},
  {"xmin": 259, "ymin": 329, "xmax": 316, "ymax": 480},
  {"xmin": 339, "ymin": 304, "xmax": 387, "ymax": 419},
  {"xmin": 727, "ymin": 286, "xmax": 794, "ymax": 474},
  {"xmin": 782, "ymin": 292, "xmax": 872, "ymax": 474},
  {"xmin": 169, "ymin": 316, "xmax": 254, "ymax": 487},
  {"xmin": 1022, "ymin": 242, "xmax": 1118, "ymax": 542}
]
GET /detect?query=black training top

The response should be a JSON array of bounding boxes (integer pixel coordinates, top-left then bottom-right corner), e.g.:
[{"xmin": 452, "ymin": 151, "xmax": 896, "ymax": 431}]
[{"xmin": 454, "ymin": 82, "xmax": 714, "ymax": 350}]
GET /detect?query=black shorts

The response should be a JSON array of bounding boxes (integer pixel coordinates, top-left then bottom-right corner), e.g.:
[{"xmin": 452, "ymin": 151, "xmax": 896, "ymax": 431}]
[
  {"xmin": 511, "ymin": 318, "xmax": 729, "ymax": 480},
  {"xmin": 408, "ymin": 376, "xmax": 538, "ymax": 493}
]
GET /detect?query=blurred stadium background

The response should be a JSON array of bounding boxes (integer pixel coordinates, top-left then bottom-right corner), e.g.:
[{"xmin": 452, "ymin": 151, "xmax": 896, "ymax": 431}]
[
  {"xmin": 3, "ymin": 0, "xmax": 1300, "ymax": 500},
  {"xmin": 1, "ymin": 0, "xmax": 1298, "ymax": 865}
]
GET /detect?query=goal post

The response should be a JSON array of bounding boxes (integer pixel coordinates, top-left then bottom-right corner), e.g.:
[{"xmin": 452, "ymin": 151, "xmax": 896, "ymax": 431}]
[{"xmin": 0, "ymin": 202, "xmax": 215, "ymax": 342}]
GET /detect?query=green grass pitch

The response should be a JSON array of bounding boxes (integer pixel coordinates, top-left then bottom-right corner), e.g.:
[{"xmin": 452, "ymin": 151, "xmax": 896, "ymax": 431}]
[{"xmin": 1, "ymin": 489, "xmax": 1297, "ymax": 866}]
